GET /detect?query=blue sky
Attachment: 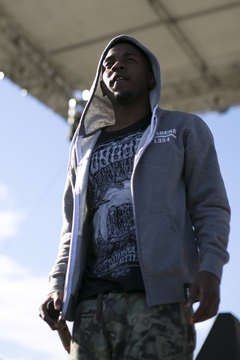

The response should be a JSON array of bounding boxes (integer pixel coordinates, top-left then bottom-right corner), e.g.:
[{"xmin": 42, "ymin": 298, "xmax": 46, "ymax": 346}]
[{"xmin": 0, "ymin": 76, "xmax": 239, "ymax": 360}]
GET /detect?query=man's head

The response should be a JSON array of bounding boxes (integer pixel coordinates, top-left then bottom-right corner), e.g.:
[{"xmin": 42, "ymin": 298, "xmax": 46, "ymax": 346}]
[
  {"xmin": 110, "ymin": 39, "xmax": 153, "ymax": 72},
  {"xmin": 100, "ymin": 40, "xmax": 155, "ymax": 104}
]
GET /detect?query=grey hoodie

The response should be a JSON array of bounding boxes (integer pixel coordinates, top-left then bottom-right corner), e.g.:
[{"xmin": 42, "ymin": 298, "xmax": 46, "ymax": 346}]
[{"xmin": 49, "ymin": 35, "xmax": 230, "ymax": 321}]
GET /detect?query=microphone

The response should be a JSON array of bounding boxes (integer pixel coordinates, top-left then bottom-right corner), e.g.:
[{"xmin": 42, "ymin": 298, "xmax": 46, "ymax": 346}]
[{"xmin": 46, "ymin": 299, "xmax": 71, "ymax": 354}]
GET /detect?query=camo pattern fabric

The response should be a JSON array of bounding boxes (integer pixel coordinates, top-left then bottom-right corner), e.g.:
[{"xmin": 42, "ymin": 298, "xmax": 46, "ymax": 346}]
[{"xmin": 71, "ymin": 292, "xmax": 195, "ymax": 360}]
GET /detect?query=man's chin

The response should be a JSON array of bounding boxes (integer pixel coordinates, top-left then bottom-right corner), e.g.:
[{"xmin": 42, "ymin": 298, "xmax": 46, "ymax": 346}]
[{"xmin": 114, "ymin": 91, "xmax": 133, "ymax": 101}]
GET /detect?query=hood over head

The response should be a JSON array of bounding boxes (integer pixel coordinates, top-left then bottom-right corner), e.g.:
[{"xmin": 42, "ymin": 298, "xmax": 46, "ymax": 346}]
[{"xmin": 75, "ymin": 35, "xmax": 161, "ymax": 138}]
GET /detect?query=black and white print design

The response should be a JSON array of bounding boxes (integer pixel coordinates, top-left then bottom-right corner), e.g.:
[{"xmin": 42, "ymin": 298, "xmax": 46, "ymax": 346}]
[{"xmin": 89, "ymin": 131, "xmax": 143, "ymax": 278}]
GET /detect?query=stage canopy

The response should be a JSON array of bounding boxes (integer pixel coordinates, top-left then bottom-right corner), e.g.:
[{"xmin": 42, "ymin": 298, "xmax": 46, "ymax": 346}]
[{"xmin": 0, "ymin": 0, "xmax": 239, "ymax": 121}]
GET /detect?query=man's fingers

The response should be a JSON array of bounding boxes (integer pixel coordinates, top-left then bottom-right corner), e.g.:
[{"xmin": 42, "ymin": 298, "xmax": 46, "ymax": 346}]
[
  {"xmin": 190, "ymin": 285, "xmax": 220, "ymax": 324},
  {"xmin": 187, "ymin": 272, "xmax": 220, "ymax": 324},
  {"xmin": 190, "ymin": 301, "xmax": 207, "ymax": 324},
  {"xmin": 53, "ymin": 297, "xmax": 62, "ymax": 311},
  {"xmin": 52, "ymin": 291, "xmax": 63, "ymax": 311},
  {"xmin": 39, "ymin": 303, "xmax": 58, "ymax": 329},
  {"xmin": 39, "ymin": 307, "xmax": 66, "ymax": 330},
  {"xmin": 39, "ymin": 291, "xmax": 64, "ymax": 330},
  {"xmin": 190, "ymin": 297, "xmax": 219, "ymax": 324},
  {"xmin": 50, "ymin": 319, "xmax": 67, "ymax": 331}
]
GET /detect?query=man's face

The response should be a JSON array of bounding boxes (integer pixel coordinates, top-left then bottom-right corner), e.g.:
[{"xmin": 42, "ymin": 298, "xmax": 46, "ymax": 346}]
[{"xmin": 100, "ymin": 43, "xmax": 155, "ymax": 104}]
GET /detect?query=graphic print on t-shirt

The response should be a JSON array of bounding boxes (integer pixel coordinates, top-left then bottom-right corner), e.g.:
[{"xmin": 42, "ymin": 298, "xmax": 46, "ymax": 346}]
[{"xmin": 89, "ymin": 130, "xmax": 143, "ymax": 278}]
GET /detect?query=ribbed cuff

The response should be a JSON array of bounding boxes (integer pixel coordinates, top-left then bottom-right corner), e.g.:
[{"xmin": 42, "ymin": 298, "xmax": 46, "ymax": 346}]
[
  {"xmin": 48, "ymin": 274, "xmax": 65, "ymax": 295},
  {"xmin": 198, "ymin": 252, "xmax": 225, "ymax": 282}
]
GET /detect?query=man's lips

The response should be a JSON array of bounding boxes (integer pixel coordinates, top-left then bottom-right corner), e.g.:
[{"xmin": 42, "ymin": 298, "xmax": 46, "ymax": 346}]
[{"xmin": 110, "ymin": 73, "xmax": 129, "ymax": 86}]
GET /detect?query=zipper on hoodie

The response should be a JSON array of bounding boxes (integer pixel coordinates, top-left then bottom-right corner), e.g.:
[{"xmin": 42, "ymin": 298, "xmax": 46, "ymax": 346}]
[
  {"xmin": 62, "ymin": 135, "xmax": 83, "ymax": 317},
  {"xmin": 130, "ymin": 104, "xmax": 158, "ymax": 303},
  {"xmin": 131, "ymin": 104, "xmax": 158, "ymax": 218}
]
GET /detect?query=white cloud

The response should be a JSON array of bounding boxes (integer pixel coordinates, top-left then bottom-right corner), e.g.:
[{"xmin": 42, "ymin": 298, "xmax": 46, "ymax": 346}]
[
  {"xmin": 0, "ymin": 255, "xmax": 27, "ymax": 277},
  {"xmin": 0, "ymin": 255, "xmax": 70, "ymax": 360},
  {"xmin": 0, "ymin": 183, "xmax": 26, "ymax": 242},
  {"xmin": 0, "ymin": 210, "xmax": 25, "ymax": 241},
  {"xmin": 0, "ymin": 183, "xmax": 10, "ymax": 201}
]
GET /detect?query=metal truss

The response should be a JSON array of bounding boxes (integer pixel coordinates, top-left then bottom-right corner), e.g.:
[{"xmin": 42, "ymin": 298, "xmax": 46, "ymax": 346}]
[{"xmin": 0, "ymin": 6, "xmax": 73, "ymax": 118}]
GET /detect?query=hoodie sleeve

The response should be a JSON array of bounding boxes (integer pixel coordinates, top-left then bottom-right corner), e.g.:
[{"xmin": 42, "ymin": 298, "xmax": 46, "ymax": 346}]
[
  {"xmin": 183, "ymin": 116, "xmax": 230, "ymax": 281},
  {"xmin": 48, "ymin": 158, "xmax": 76, "ymax": 294}
]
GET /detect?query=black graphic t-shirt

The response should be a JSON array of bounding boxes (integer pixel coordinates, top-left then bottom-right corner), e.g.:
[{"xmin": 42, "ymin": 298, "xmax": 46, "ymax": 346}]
[{"xmin": 79, "ymin": 113, "xmax": 151, "ymax": 299}]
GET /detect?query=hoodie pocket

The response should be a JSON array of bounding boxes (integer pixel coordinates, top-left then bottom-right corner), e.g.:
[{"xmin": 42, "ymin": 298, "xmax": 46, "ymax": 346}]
[{"xmin": 137, "ymin": 214, "xmax": 197, "ymax": 278}]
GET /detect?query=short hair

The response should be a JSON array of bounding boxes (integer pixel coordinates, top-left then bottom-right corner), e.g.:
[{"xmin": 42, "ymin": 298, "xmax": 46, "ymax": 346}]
[{"xmin": 107, "ymin": 39, "xmax": 153, "ymax": 73}]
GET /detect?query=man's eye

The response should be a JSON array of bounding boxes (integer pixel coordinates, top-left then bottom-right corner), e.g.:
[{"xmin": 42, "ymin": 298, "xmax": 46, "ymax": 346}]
[
  {"xmin": 105, "ymin": 62, "xmax": 113, "ymax": 68},
  {"xmin": 127, "ymin": 58, "xmax": 135, "ymax": 63}
]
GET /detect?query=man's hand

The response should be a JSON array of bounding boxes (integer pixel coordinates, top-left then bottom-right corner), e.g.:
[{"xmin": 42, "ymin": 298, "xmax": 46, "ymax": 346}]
[
  {"xmin": 39, "ymin": 291, "xmax": 66, "ymax": 330},
  {"xmin": 187, "ymin": 271, "xmax": 220, "ymax": 325}
]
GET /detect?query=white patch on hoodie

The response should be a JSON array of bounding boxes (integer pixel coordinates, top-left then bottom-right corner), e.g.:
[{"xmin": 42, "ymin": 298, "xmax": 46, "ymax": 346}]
[{"xmin": 154, "ymin": 128, "xmax": 177, "ymax": 143}]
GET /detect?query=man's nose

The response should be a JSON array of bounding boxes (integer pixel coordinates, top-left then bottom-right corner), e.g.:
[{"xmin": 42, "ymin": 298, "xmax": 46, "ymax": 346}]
[{"xmin": 111, "ymin": 61, "xmax": 124, "ymax": 71}]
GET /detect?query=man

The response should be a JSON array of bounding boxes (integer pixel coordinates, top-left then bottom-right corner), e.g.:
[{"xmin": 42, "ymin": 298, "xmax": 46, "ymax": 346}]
[{"xmin": 39, "ymin": 35, "xmax": 230, "ymax": 359}]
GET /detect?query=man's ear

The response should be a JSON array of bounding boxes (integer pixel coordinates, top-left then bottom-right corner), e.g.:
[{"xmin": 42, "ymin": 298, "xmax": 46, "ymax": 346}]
[
  {"xmin": 148, "ymin": 72, "xmax": 156, "ymax": 90},
  {"xmin": 100, "ymin": 80, "xmax": 106, "ymax": 97}
]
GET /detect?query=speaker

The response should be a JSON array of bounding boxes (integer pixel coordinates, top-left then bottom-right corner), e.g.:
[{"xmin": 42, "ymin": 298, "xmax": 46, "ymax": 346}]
[{"xmin": 196, "ymin": 313, "xmax": 240, "ymax": 360}]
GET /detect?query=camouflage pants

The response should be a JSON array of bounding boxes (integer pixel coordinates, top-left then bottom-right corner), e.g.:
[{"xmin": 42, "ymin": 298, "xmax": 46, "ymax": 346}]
[{"xmin": 71, "ymin": 292, "xmax": 195, "ymax": 360}]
